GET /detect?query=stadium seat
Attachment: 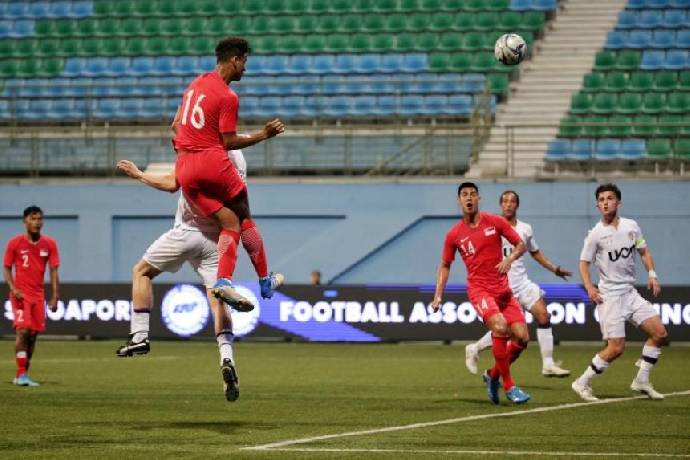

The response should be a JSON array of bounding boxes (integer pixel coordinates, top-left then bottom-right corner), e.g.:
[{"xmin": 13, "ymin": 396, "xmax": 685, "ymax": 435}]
[
  {"xmin": 675, "ymin": 138, "xmax": 690, "ymax": 159},
  {"xmin": 582, "ymin": 116, "xmax": 607, "ymax": 138},
  {"xmin": 661, "ymin": 9, "xmax": 687, "ymax": 28},
  {"xmin": 655, "ymin": 71, "xmax": 678, "ymax": 90},
  {"xmin": 546, "ymin": 139, "xmax": 570, "ymax": 160},
  {"xmin": 665, "ymin": 50, "xmax": 689, "ymax": 69},
  {"xmin": 569, "ymin": 139, "xmax": 593, "ymax": 160},
  {"xmin": 628, "ymin": 72, "xmax": 654, "ymax": 91},
  {"xmin": 632, "ymin": 114, "xmax": 658, "ymax": 136},
  {"xmin": 616, "ymin": 51, "xmax": 642, "ymax": 70},
  {"xmin": 677, "ymin": 30, "xmax": 690, "ymax": 48},
  {"xmin": 647, "ymin": 138, "xmax": 673, "ymax": 158},
  {"xmin": 616, "ymin": 92, "xmax": 643, "ymax": 114},
  {"xmin": 619, "ymin": 139, "xmax": 646, "ymax": 160},
  {"xmin": 628, "ymin": 30, "xmax": 652, "ymax": 48},
  {"xmin": 558, "ymin": 116, "xmax": 581, "ymax": 137},
  {"xmin": 650, "ymin": 30, "xmax": 675, "ymax": 48},
  {"xmin": 617, "ymin": 11, "xmax": 638, "ymax": 29},
  {"xmin": 448, "ymin": 94, "xmax": 473, "ymax": 114},
  {"xmin": 570, "ymin": 93, "xmax": 592, "ymax": 114},
  {"xmin": 680, "ymin": 71, "xmax": 690, "ymax": 89},
  {"xmin": 642, "ymin": 93, "xmax": 666, "ymax": 113},
  {"xmin": 595, "ymin": 139, "xmax": 620, "ymax": 160},
  {"xmin": 605, "ymin": 72, "xmax": 628, "ymax": 92},
  {"xmin": 605, "ymin": 31, "xmax": 626, "ymax": 49},
  {"xmin": 667, "ymin": 92, "xmax": 690, "ymax": 113},
  {"xmin": 608, "ymin": 115, "xmax": 633, "ymax": 137},
  {"xmin": 511, "ymin": 0, "xmax": 533, "ymax": 10},
  {"xmin": 639, "ymin": 10, "xmax": 663, "ymax": 28},
  {"xmin": 487, "ymin": 74, "xmax": 508, "ymax": 94},
  {"xmin": 594, "ymin": 51, "xmax": 616, "ymax": 71},
  {"xmin": 592, "ymin": 93, "xmax": 617, "ymax": 114},
  {"xmin": 657, "ymin": 114, "xmax": 684, "ymax": 135},
  {"xmin": 641, "ymin": 50, "xmax": 665, "ymax": 70}
]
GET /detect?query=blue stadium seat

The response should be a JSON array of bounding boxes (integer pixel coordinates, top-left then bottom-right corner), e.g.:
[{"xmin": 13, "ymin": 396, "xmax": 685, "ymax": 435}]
[
  {"xmin": 669, "ymin": 0, "xmax": 690, "ymax": 6},
  {"xmin": 334, "ymin": 55, "xmax": 358, "ymax": 74},
  {"xmin": 595, "ymin": 139, "xmax": 621, "ymax": 160},
  {"xmin": 641, "ymin": 50, "xmax": 665, "ymax": 69},
  {"xmin": 95, "ymin": 99, "xmax": 120, "ymax": 119},
  {"xmin": 447, "ymin": 94, "xmax": 473, "ymax": 115},
  {"xmin": 63, "ymin": 58, "xmax": 84, "ymax": 77},
  {"xmin": 400, "ymin": 95, "xmax": 423, "ymax": 116},
  {"xmin": 619, "ymin": 139, "xmax": 646, "ymax": 160},
  {"xmin": 677, "ymin": 30, "xmax": 690, "ymax": 48},
  {"xmin": 29, "ymin": 2, "xmax": 51, "ymax": 18},
  {"xmin": 351, "ymin": 95, "xmax": 377, "ymax": 116},
  {"xmin": 0, "ymin": 20, "xmax": 11, "ymax": 38},
  {"xmin": 83, "ymin": 58, "xmax": 109, "ymax": 77},
  {"xmin": 0, "ymin": 99, "xmax": 10, "ymax": 120},
  {"xmin": 546, "ymin": 139, "xmax": 570, "ymax": 161},
  {"xmin": 355, "ymin": 54, "xmax": 381, "ymax": 74},
  {"xmin": 122, "ymin": 77, "xmax": 149, "ymax": 96},
  {"xmin": 9, "ymin": 20, "xmax": 34, "ymax": 38},
  {"xmin": 14, "ymin": 99, "xmax": 31, "ymax": 119},
  {"xmin": 404, "ymin": 54, "xmax": 427, "ymax": 73},
  {"xmin": 569, "ymin": 139, "xmax": 594, "ymax": 160},
  {"xmin": 239, "ymin": 96, "xmax": 260, "ymax": 118},
  {"xmin": 120, "ymin": 99, "xmax": 145, "ymax": 118},
  {"xmin": 141, "ymin": 99, "xmax": 165, "ymax": 118},
  {"xmin": 605, "ymin": 31, "xmax": 627, "ymax": 49},
  {"xmin": 154, "ymin": 57, "xmax": 176, "ymax": 76},
  {"xmin": 199, "ymin": 56, "xmax": 215, "ymax": 72},
  {"xmin": 131, "ymin": 57, "xmax": 155, "ymax": 76},
  {"xmin": 50, "ymin": 99, "xmax": 75, "ymax": 119},
  {"xmin": 533, "ymin": 0, "xmax": 557, "ymax": 10},
  {"xmin": 312, "ymin": 55, "xmax": 336, "ymax": 74},
  {"xmin": 651, "ymin": 29, "xmax": 675, "ymax": 48},
  {"xmin": 617, "ymin": 11, "xmax": 638, "ymax": 29},
  {"xmin": 5, "ymin": 2, "xmax": 29, "ymax": 19},
  {"xmin": 381, "ymin": 54, "xmax": 405, "ymax": 73},
  {"xmin": 258, "ymin": 96, "xmax": 282, "ymax": 118},
  {"xmin": 265, "ymin": 56, "xmax": 289, "ymax": 75},
  {"xmin": 367, "ymin": 74, "xmax": 396, "ymax": 93},
  {"xmin": 461, "ymin": 74, "xmax": 486, "ymax": 93},
  {"xmin": 375, "ymin": 95, "xmax": 397, "ymax": 116},
  {"xmin": 639, "ymin": 10, "xmax": 663, "ymax": 28},
  {"xmin": 281, "ymin": 96, "xmax": 309, "ymax": 117},
  {"xmin": 108, "ymin": 58, "xmax": 130, "ymax": 77},
  {"xmin": 28, "ymin": 99, "xmax": 52, "ymax": 120},
  {"xmin": 46, "ymin": 1, "xmax": 71, "ymax": 18},
  {"xmin": 172, "ymin": 56, "xmax": 199, "ymax": 77},
  {"xmin": 628, "ymin": 30, "xmax": 652, "ymax": 48},
  {"xmin": 323, "ymin": 96, "xmax": 355, "ymax": 117},
  {"xmin": 70, "ymin": 1, "xmax": 93, "ymax": 18},
  {"xmin": 662, "ymin": 10, "xmax": 687, "ymax": 28},
  {"xmin": 288, "ymin": 55, "xmax": 312, "ymax": 75},
  {"xmin": 627, "ymin": 0, "xmax": 647, "ymax": 8},
  {"xmin": 665, "ymin": 50, "xmax": 689, "ymax": 69},
  {"xmin": 423, "ymin": 95, "xmax": 448, "ymax": 115},
  {"xmin": 648, "ymin": 0, "xmax": 671, "ymax": 7},
  {"xmin": 510, "ymin": 0, "xmax": 532, "ymax": 10}
]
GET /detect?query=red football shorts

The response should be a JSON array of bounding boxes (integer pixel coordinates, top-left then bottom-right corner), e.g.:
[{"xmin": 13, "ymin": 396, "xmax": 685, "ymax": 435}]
[
  {"xmin": 175, "ymin": 149, "xmax": 246, "ymax": 217},
  {"xmin": 468, "ymin": 287, "xmax": 525, "ymax": 325},
  {"xmin": 10, "ymin": 295, "xmax": 46, "ymax": 333}
]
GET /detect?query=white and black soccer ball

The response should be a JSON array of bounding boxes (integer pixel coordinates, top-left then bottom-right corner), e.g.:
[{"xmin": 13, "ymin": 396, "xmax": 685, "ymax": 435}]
[{"xmin": 494, "ymin": 33, "xmax": 527, "ymax": 66}]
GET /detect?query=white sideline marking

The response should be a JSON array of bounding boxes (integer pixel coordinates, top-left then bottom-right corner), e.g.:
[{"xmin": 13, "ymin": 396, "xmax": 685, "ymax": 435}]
[
  {"xmin": 262, "ymin": 448, "xmax": 690, "ymax": 458},
  {"xmin": 243, "ymin": 390, "xmax": 690, "ymax": 451},
  {"xmin": 26, "ymin": 356, "xmax": 178, "ymax": 364}
]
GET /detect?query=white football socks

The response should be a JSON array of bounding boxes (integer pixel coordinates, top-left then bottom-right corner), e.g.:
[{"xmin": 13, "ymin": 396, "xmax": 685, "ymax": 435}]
[
  {"xmin": 537, "ymin": 327, "xmax": 555, "ymax": 368},
  {"xmin": 577, "ymin": 354, "xmax": 609, "ymax": 386},
  {"xmin": 130, "ymin": 309, "xmax": 150, "ymax": 343},
  {"xmin": 217, "ymin": 330, "xmax": 235, "ymax": 366},
  {"xmin": 635, "ymin": 345, "xmax": 661, "ymax": 384},
  {"xmin": 476, "ymin": 331, "xmax": 494, "ymax": 352}
]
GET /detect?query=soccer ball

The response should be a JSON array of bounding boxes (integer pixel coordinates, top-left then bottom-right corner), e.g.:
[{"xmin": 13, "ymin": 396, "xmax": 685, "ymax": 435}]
[{"xmin": 494, "ymin": 33, "xmax": 527, "ymax": 66}]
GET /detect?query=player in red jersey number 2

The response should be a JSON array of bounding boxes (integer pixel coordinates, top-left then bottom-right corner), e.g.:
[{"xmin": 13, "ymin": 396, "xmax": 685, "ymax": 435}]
[
  {"xmin": 173, "ymin": 37, "xmax": 284, "ymax": 312},
  {"xmin": 3, "ymin": 206, "xmax": 60, "ymax": 387},
  {"xmin": 432, "ymin": 183, "xmax": 531, "ymax": 404}
]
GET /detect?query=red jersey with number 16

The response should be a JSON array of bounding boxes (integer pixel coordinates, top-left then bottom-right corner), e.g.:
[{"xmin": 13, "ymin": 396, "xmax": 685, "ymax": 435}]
[
  {"xmin": 4, "ymin": 234, "xmax": 59, "ymax": 299},
  {"xmin": 173, "ymin": 72, "xmax": 239, "ymax": 154},
  {"xmin": 442, "ymin": 212, "xmax": 522, "ymax": 293}
]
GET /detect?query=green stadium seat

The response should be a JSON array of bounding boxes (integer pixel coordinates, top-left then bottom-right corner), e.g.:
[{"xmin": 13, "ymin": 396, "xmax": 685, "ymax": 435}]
[
  {"xmin": 176, "ymin": 0, "xmax": 201, "ymax": 16},
  {"xmin": 657, "ymin": 115, "xmax": 683, "ymax": 136},
  {"xmin": 325, "ymin": 35, "xmax": 349, "ymax": 53},
  {"xmin": 628, "ymin": 72, "xmax": 654, "ymax": 92},
  {"xmin": 184, "ymin": 18, "xmax": 207, "ymax": 37},
  {"xmin": 102, "ymin": 39, "xmax": 125, "ymax": 57},
  {"xmin": 439, "ymin": 33, "xmax": 464, "ymax": 51},
  {"xmin": 608, "ymin": 115, "xmax": 633, "ymax": 137},
  {"xmin": 450, "ymin": 53, "xmax": 472, "ymax": 72},
  {"xmin": 500, "ymin": 12, "xmax": 522, "ymax": 30},
  {"xmin": 400, "ymin": 0, "xmax": 422, "ymax": 12},
  {"xmin": 642, "ymin": 93, "xmax": 666, "ymax": 114},
  {"xmin": 407, "ymin": 14, "xmax": 431, "ymax": 31},
  {"xmin": 471, "ymin": 52, "xmax": 501, "ymax": 72},
  {"xmin": 160, "ymin": 19, "xmax": 185, "ymax": 36},
  {"xmin": 296, "ymin": 16, "xmax": 318, "ymax": 34},
  {"xmin": 145, "ymin": 37, "xmax": 167, "ymax": 56},
  {"xmin": 330, "ymin": 0, "xmax": 354, "ymax": 13},
  {"xmin": 113, "ymin": 0, "xmax": 135, "ymax": 17},
  {"xmin": 616, "ymin": 92, "xmax": 642, "ymax": 114},
  {"xmin": 0, "ymin": 40, "xmax": 12, "ymax": 58},
  {"xmin": 667, "ymin": 93, "xmax": 690, "ymax": 114},
  {"xmin": 675, "ymin": 139, "xmax": 690, "ymax": 159},
  {"xmin": 93, "ymin": 1, "xmax": 114, "ymax": 16},
  {"xmin": 34, "ymin": 20, "xmax": 56, "ymax": 37},
  {"xmin": 80, "ymin": 39, "xmax": 103, "ymax": 56},
  {"xmin": 570, "ymin": 93, "xmax": 592, "ymax": 114},
  {"xmin": 158, "ymin": 2, "xmax": 178, "ymax": 17},
  {"xmin": 452, "ymin": 13, "xmax": 476, "ymax": 31},
  {"xmin": 605, "ymin": 72, "xmax": 628, "ymax": 92},
  {"xmin": 647, "ymin": 139, "xmax": 673, "ymax": 159},
  {"xmin": 277, "ymin": 36, "xmax": 303, "ymax": 54},
  {"xmin": 488, "ymin": 74, "xmax": 509, "ymax": 94},
  {"xmin": 75, "ymin": 19, "xmax": 98, "ymax": 37},
  {"xmin": 253, "ymin": 36, "xmax": 277, "ymax": 54},
  {"xmin": 286, "ymin": 0, "xmax": 309, "ymax": 13},
  {"xmin": 60, "ymin": 38, "xmax": 80, "ymax": 57},
  {"xmin": 463, "ymin": 0, "xmax": 487, "ymax": 11},
  {"xmin": 16, "ymin": 60, "xmax": 41, "ymax": 78},
  {"xmin": 349, "ymin": 35, "xmax": 372, "ymax": 53},
  {"xmin": 0, "ymin": 60, "xmax": 18, "ymax": 78},
  {"xmin": 583, "ymin": 73, "xmax": 605, "ymax": 92},
  {"xmin": 632, "ymin": 115, "xmax": 657, "ymax": 136},
  {"xmin": 168, "ymin": 36, "xmax": 192, "ymax": 55},
  {"xmin": 592, "ymin": 93, "xmax": 617, "ymax": 114},
  {"xmin": 415, "ymin": 33, "xmax": 439, "ymax": 50},
  {"xmin": 430, "ymin": 13, "xmax": 454, "ymax": 31},
  {"xmin": 396, "ymin": 33, "xmax": 416, "ymax": 52},
  {"xmin": 123, "ymin": 38, "xmax": 145, "ymax": 56},
  {"xmin": 654, "ymin": 72, "xmax": 678, "ymax": 91},
  {"xmin": 119, "ymin": 19, "xmax": 143, "ymax": 37},
  {"xmin": 523, "ymin": 12, "xmax": 545, "ymax": 31},
  {"xmin": 386, "ymin": 14, "xmax": 408, "ymax": 32},
  {"xmin": 40, "ymin": 58, "xmax": 63, "ymax": 78},
  {"xmin": 198, "ymin": 0, "xmax": 223, "ymax": 16},
  {"xmin": 310, "ymin": 0, "xmax": 330, "ymax": 13},
  {"xmin": 475, "ymin": 12, "xmax": 500, "ymax": 31},
  {"xmin": 317, "ymin": 16, "xmax": 339, "ymax": 34},
  {"xmin": 340, "ymin": 15, "xmax": 362, "ymax": 34},
  {"xmin": 12, "ymin": 39, "xmax": 37, "ymax": 58},
  {"xmin": 273, "ymin": 17, "xmax": 297, "ymax": 34},
  {"xmin": 302, "ymin": 35, "xmax": 326, "ymax": 53},
  {"xmin": 583, "ymin": 116, "xmax": 607, "ymax": 137},
  {"xmin": 141, "ymin": 18, "xmax": 164, "ymax": 36},
  {"xmin": 131, "ymin": 0, "xmax": 158, "ymax": 17},
  {"xmin": 371, "ymin": 34, "xmax": 395, "ymax": 52},
  {"xmin": 558, "ymin": 116, "xmax": 581, "ymax": 137},
  {"xmin": 228, "ymin": 17, "xmax": 251, "ymax": 36},
  {"xmin": 463, "ymin": 32, "xmax": 490, "ymax": 51},
  {"xmin": 421, "ymin": 0, "xmax": 443, "ymax": 11},
  {"xmin": 594, "ymin": 51, "xmax": 616, "ymax": 71},
  {"xmin": 615, "ymin": 51, "xmax": 641, "ymax": 71},
  {"xmin": 429, "ymin": 53, "xmax": 451, "ymax": 71},
  {"xmin": 679, "ymin": 72, "xmax": 690, "ymax": 90},
  {"xmin": 488, "ymin": 0, "xmax": 511, "ymax": 9},
  {"xmin": 252, "ymin": 17, "xmax": 272, "ymax": 35}
]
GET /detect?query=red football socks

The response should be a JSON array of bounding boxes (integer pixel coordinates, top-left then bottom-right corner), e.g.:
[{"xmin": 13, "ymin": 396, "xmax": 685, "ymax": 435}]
[
  {"xmin": 489, "ymin": 334, "xmax": 514, "ymax": 390},
  {"xmin": 508, "ymin": 340, "xmax": 527, "ymax": 364},
  {"xmin": 240, "ymin": 219, "xmax": 268, "ymax": 278},
  {"xmin": 217, "ymin": 229, "xmax": 241, "ymax": 280},
  {"xmin": 16, "ymin": 351, "xmax": 28, "ymax": 377}
]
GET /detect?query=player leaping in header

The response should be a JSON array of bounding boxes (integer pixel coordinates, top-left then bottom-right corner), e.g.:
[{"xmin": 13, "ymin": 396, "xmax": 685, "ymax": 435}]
[
  {"xmin": 465, "ymin": 190, "xmax": 572, "ymax": 378},
  {"xmin": 432, "ymin": 182, "xmax": 531, "ymax": 405}
]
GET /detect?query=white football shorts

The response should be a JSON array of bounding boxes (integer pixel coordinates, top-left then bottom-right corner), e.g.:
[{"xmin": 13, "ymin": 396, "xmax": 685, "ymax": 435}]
[
  {"xmin": 511, "ymin": 280, "xmax": 544, "ymax": 311},
  {"xmin": 597, "ymin": 288, "xmax": 658, "ymax": 340},
  {"xmin": 142, "ymin": 226, "xmax": 218, "ymax": 288}
]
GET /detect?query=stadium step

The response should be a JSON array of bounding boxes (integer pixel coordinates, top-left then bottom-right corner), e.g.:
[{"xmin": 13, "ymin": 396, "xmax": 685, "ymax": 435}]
[{"xmin": 472, "ymin": 0, "xmax": 628, "ymax": 178}]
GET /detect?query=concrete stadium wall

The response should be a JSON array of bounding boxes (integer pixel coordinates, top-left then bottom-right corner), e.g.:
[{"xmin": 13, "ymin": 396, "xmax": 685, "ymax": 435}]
[{"xmin": 0, "ymin": 180, "xmax": 688, "ymax": 286}]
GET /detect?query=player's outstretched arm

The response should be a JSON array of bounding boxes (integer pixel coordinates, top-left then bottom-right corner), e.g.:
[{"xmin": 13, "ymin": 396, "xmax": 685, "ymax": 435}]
[
  {"xmin": 530, "ymin": 250, "xmax": 572, "ymax": 280},
  {"xmin": 3, "ymin": 265, "xmax": 22, "ymax": 299},
  {"xmin": 116, "ymin": 160, "xmax": 179, "ymax": 193},
  {"xmin": 222, "ymin": 118, "xmax": 285, "ymax": 150},
  {"xmin": 431, "ymin": 262, "xmax": 451, "ymax": 312},
  {"xmin": 638, "ymin": 247, "xmax": 661, "ymax": 297},
  {"xmin": 579, "ymin": 260, "xmax": 602, "ymax": 304}
]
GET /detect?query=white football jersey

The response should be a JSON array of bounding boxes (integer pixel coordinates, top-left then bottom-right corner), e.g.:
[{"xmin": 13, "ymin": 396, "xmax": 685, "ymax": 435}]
[
  {"xmin": 502, "ymin": 219, "xmax": 539, "ymax": 291},
  {"xmin": 175, "ymin": 150, "xmax": 247, "ymax": 234},
  {"xmin": 580, "ymin": 217, "xmax": 647, "ymax": 295}
]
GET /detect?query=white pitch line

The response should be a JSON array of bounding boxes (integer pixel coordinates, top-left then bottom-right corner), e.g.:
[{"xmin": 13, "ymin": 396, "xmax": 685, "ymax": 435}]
[
  {"xmin": 264, "ymin": 448, "xmax": 690, "ymax": 458},
  {"xmin": 243, "ymin": 389, "xmax": 690, "ymax": 451}
]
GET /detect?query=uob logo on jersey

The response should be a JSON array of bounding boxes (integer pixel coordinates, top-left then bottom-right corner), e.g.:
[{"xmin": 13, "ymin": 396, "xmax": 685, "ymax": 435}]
[
  {"xmin": 608, "ymin": 244, "xmax": 636, "ymax": 262},
  {"xmin": 161, "ymin": 284, "xmax": 210, "ymax": 337}
]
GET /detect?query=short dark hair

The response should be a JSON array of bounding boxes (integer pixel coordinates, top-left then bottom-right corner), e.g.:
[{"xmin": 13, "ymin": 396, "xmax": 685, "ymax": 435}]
[
  {"xmin": 499, "ymin": 190, "xmax": 520, "ymax": 207},
  {"xmin": 458, "ymin": 182, "xmax": 478, "ymax": 195},
  {"xmin": 215, "ymin": 36, "xmax": 251, "ymax": 63},
  {"xmin": 595, "ymin": 183, "xmax": 621, "ymax": 200},
  {"xmin": 23, "ymin": 205, "xmax": 43, "ymax": 218}
]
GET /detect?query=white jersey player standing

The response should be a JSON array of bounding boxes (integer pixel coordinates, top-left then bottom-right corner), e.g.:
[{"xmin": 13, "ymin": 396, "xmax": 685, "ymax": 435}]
[
  {"xmin": 114, "ymin": 150, "xmax": 259, "ymax": 402},
  {"xmin": 572, "ymin": 183, "xmax": 667, "ymax": 402},
  {"xmin": 465, "ymin": 190, "xmax": 572, "ymax": 377}
]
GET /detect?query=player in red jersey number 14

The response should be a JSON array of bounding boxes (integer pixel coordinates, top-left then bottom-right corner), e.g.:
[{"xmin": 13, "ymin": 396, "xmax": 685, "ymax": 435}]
[{"xmin": 432, "ymin": 183, "xmax": 531, "ymax": 404}]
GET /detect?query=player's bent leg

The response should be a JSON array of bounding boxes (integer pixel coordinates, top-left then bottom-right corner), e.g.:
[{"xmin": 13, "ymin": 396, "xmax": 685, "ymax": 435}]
[
  {"xmin": 465, "ymin": 331, "xmax": 492, "ymax": 375},
  {"xmin": 630, "ymin": 316, "xmax": 667, "ymax": 400},
  {"xmin": 507, "ymin": 321, "xmax": 529, "ymax": 364},
  {"xmin": 530, "ymin": 299, "xmax": 571, "ymax": 378},
  {"xmin": 207, "ymin": 290, "xmax": 240, "ymax": 401},
  {"xmin": 572, "ymin": 339, "xmax": 622, "ymax": 401},
  {"xmin": 116, "ymin": 260, "xmax": 158, "ymax": 357}
]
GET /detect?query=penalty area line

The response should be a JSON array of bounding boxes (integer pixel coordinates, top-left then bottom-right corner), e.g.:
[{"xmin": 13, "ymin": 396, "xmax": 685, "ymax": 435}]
[
  {"xmin": 260, "ymin": 448, "xmax": 690, "ymax": 458},
  {"xmin": 242, "ymin": 389, "xmax": 690, "ymax": 451}
]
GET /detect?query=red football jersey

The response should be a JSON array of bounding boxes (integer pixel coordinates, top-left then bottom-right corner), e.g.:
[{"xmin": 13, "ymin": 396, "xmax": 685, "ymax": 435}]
[
  {"xmin": 172, "ymin": 72, "xmax": 239, "ymax": 153},
  {"xmin": 3, "ymin": 234, "xmax": 59, "ymax": 298},
  {"xmin": 442, "ymin": 212, "xmax": 522, "ymax": 293}
]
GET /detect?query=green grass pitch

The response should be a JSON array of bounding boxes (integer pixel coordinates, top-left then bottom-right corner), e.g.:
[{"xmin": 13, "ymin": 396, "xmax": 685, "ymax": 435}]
[{"xmin": 1, "ymin": 340, "xmax": 689, "ymax": 459}]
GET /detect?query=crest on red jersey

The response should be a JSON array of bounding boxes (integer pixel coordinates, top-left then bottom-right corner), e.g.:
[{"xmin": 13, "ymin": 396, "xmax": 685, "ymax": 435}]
[{"xmin": 484, "ymin": 226, "xmax": 496, "ymax": 236}]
